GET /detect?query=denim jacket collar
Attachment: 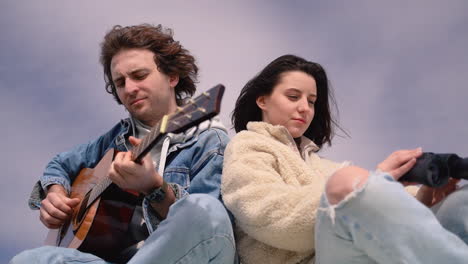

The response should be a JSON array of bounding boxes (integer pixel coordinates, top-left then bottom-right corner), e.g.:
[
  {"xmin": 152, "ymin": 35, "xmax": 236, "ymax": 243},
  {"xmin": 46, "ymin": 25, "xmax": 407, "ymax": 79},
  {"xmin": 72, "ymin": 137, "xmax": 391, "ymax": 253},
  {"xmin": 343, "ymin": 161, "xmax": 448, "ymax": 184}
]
[{"xmin": 120, "ymin": 115, "xmax": 226, "ymax": 175}]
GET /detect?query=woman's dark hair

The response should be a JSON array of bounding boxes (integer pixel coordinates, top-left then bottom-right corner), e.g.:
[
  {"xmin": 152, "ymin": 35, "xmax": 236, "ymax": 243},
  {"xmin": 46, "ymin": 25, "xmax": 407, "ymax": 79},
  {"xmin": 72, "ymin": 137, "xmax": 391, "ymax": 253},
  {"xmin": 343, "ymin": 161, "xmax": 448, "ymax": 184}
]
[
  {"xmin": 232, "ymin": 54, "xmax": 341, "ymax": 148},
  {"xmin": 100, "ymin": 24, "xmax": 198, "ymax": 106}
]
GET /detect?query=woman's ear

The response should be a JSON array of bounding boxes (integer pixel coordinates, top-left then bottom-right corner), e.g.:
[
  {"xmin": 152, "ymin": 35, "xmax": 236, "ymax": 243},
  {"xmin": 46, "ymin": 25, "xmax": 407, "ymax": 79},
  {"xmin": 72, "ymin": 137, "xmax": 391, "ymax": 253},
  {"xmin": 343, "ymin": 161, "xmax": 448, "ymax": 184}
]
[{"xmin": 256, "ymin": 95, "xmax": 267, "ymax": 110}]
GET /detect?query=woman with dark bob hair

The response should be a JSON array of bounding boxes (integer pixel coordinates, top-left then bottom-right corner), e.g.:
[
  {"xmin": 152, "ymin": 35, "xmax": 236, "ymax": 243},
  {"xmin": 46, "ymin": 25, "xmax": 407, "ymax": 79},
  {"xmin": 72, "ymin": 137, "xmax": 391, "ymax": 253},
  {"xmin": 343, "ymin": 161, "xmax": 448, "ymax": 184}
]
[
  {"xmin": 232, "ymin": 54, "xmax": 335, "ymax": 148},
  {"xmin": 221, "ymin": 54, "xmax": 468, "ymax": 264}
]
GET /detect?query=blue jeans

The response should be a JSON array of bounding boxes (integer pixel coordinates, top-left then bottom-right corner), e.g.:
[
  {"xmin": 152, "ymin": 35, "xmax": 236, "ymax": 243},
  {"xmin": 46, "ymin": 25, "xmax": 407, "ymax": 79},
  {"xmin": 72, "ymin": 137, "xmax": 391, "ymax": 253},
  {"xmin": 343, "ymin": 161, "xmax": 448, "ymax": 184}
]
[
  {"xmin": 315, "ymin": 171, "xmax": 468, "ymax": 264},
  {"xmin": 11, "ymin": 194, "xmax": 236, "ymax": 264}
]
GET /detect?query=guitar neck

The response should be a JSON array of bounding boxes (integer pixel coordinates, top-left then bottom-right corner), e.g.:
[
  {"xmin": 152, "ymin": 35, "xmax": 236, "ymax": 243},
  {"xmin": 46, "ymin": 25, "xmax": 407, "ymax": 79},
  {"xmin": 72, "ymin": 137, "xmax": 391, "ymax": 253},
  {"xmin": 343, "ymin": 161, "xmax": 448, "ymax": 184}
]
[
  {"xmin": 85, "ymin": 84, "xmax": 225, "ymax": 208},
  {"xmin": 131, "ymin": 84, "xmax": 225, "ymax": 163},
  {"xmin": 131, "ymin": 122, "xmax": 163, "ymax": 164}
]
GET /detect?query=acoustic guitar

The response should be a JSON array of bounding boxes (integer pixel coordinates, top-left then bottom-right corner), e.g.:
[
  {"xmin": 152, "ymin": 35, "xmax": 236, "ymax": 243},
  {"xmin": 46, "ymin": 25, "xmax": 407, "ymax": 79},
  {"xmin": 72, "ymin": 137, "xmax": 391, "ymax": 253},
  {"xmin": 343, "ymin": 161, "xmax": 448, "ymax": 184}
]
[{"xmin": 44, "ymin": 84, "xmax": 225, "ymax": 261}]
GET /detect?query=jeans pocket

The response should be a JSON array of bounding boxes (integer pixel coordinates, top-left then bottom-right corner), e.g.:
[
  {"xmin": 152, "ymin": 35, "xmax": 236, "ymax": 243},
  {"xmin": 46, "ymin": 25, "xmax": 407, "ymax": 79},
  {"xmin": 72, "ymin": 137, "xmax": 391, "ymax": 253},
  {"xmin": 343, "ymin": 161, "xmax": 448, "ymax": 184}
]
[{"xmin": 164, "ymin": 168, "xmax": 191, "ymax": 190}]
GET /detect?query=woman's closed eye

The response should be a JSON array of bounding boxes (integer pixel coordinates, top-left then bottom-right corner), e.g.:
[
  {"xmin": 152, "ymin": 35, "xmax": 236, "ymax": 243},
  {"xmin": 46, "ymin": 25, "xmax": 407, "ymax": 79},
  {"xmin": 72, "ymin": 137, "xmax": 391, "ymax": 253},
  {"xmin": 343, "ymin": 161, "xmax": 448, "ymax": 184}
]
[
  {"xmin": 287, "ymin": 95, "xmax": 299, "ymax": 100},
  {"xmin": 287, "ymin": 95, "xmax": 314, "ymax": 105}
]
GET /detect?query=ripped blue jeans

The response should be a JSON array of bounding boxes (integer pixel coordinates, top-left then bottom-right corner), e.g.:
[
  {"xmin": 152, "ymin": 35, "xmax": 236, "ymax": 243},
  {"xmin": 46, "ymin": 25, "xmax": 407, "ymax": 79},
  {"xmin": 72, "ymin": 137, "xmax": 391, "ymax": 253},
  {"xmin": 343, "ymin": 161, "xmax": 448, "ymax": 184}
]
[{"xmin": 315, "ymin": 171, "xmax": 468, "ymax": 264}]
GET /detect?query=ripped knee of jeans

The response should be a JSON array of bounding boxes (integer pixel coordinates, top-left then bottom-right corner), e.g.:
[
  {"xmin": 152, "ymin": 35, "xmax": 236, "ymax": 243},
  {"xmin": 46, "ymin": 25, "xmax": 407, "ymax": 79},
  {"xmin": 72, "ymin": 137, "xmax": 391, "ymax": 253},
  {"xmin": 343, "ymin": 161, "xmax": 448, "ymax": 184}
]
[
  {"xmin": 318, "ymin": 166, "xmax": 370, "ymax": 225},
  {"xmin": 325, "ymin": 166, "xmax": 370, "ymax": 206}
]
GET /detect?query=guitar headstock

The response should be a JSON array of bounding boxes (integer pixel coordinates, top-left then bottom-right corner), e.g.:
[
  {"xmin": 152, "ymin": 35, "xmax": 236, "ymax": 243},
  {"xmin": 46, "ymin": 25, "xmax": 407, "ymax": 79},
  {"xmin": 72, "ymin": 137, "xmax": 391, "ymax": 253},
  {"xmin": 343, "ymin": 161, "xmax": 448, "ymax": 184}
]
[
  {"xmin": 163, "ymin": 84, "xmax": 225, "ymax": 134},
  {"xmin": 132, "ymin": 84, "xmax": 225, "ymax": 163}
]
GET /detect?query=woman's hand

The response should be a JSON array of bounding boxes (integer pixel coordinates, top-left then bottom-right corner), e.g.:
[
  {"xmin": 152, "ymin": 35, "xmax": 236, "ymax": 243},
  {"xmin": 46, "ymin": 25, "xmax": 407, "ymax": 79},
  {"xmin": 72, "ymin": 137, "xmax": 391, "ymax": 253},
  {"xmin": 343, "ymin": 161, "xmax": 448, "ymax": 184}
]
[{"xmin": 377, "ymin": 148, "xmax": 423, "ymax": 181}]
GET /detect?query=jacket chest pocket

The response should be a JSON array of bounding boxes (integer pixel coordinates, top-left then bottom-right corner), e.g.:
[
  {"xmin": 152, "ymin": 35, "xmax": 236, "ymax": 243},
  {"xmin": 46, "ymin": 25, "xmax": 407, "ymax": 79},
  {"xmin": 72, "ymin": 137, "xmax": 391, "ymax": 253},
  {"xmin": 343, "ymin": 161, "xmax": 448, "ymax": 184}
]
[{"xmin": 163, "ymin": 167, "xmax": 191, "ymax": 190}]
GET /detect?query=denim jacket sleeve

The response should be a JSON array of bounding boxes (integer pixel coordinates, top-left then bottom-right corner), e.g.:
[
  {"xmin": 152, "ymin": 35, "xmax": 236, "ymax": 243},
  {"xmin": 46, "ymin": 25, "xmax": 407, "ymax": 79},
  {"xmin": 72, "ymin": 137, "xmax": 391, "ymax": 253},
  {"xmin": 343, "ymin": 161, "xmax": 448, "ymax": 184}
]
[
  {"xmin": 142, "ymin": 127, "xmax": 230, "ymax": 233},
  {"xmin": 28, "ymin": 121, "xmax": 127, "ymax": 209},
  {"xmin": 184, "ymin": 128, "xmax": 229, "ymax": 198}
]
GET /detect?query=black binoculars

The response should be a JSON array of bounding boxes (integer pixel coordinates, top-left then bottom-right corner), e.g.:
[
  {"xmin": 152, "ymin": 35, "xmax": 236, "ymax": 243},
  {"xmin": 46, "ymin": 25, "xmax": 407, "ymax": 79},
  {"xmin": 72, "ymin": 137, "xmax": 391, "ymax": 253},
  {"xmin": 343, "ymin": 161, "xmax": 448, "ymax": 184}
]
[{"xmin": 399, "ymin": 152, "xmax": 468, "ymax": 187}]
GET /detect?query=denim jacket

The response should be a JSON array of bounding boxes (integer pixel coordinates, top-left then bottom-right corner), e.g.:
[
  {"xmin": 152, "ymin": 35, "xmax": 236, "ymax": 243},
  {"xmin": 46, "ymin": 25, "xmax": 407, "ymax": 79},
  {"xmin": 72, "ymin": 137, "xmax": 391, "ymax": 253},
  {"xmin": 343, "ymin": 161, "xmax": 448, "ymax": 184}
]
[{"xmin": 28, "ymin": 116, "xmax": 229, "ymax": 233}]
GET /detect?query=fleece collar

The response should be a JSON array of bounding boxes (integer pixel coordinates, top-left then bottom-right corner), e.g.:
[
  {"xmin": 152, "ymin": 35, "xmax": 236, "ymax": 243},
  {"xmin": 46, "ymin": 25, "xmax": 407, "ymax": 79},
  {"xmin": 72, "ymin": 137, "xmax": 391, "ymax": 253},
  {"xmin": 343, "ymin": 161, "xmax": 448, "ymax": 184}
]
[{"xmin": 246, "ymin": 121, "xmax": 320, "ymax": 158}]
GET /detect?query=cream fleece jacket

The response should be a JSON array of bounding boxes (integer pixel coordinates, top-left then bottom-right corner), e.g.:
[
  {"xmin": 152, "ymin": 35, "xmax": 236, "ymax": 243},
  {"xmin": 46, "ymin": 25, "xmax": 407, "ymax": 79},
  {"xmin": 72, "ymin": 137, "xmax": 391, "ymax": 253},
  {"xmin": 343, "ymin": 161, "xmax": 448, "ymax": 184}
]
[{"xmin": 222, "ymin": 122, "xmax": 348, "ymax": 264}]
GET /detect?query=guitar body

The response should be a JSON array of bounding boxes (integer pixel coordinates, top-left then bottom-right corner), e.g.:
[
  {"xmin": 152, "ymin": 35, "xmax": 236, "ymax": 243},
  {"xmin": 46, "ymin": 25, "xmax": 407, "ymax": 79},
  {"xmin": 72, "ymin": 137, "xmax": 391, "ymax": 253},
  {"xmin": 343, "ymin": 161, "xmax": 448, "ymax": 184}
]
[{"xmin": 45, "ymin": 149, "xmax": 141, "ymax": 261}]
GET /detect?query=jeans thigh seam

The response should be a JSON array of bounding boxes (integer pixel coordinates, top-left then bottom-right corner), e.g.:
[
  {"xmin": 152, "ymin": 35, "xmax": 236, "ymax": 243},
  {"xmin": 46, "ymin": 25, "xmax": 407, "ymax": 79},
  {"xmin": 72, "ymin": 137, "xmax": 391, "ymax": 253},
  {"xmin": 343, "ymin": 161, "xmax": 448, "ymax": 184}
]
[
  {"xmin": 338, "ymin": 213, "xmax": 405, "ymax": 262},
  {"xmin": 174, "ymin": 234, "xmax": 236, "ymax": 264},
  {"xmin": 56, "ymin": 256, "xmax": 105, "ymax": 263}
]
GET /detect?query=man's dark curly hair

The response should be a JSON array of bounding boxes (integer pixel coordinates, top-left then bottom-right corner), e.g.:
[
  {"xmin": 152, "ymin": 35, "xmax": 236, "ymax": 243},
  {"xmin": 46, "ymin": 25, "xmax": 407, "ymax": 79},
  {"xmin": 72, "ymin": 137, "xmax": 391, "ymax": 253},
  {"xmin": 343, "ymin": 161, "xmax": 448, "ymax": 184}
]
[{"xmin": 100, "ymin": 24, "xmax": 198, "ymax": 105}]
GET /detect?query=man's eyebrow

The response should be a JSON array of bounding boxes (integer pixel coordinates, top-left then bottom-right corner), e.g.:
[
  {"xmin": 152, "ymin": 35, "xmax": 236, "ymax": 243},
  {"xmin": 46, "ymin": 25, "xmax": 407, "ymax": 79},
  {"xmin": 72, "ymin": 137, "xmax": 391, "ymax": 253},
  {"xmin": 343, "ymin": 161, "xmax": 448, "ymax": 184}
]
[
  {"xmin": 112, "ymin": 68, "xmax": 148, "ymax": 82},
  {"xmin": 130, "ymin": 68, "xmax": 149, "ymax": 74}
]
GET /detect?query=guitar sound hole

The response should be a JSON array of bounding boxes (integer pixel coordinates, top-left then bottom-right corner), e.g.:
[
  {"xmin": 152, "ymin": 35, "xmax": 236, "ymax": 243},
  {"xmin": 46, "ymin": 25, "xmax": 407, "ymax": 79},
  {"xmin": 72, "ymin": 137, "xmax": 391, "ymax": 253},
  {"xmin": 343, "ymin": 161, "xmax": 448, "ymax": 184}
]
[{"xmin": 75, "ymin": 192, "xmax": 91, "ymax": 226}]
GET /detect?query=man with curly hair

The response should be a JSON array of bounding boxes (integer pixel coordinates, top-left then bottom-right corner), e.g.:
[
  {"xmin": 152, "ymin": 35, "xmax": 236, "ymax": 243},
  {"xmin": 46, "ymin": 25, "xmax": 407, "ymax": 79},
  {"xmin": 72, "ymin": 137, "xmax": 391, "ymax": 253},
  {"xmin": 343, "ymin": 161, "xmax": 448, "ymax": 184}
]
[{"xmin": 11, "ymin": 24, "xmax": 236, "ymax": 264}]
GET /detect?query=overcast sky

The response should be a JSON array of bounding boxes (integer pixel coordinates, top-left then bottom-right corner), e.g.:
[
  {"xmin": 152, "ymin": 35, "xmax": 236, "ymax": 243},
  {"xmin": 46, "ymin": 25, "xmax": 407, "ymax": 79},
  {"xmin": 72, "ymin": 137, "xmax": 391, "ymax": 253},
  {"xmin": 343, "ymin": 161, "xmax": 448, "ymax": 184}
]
[{"xmin": 1, "ymin": 0, "xmax": 468, "ymax": 262}]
